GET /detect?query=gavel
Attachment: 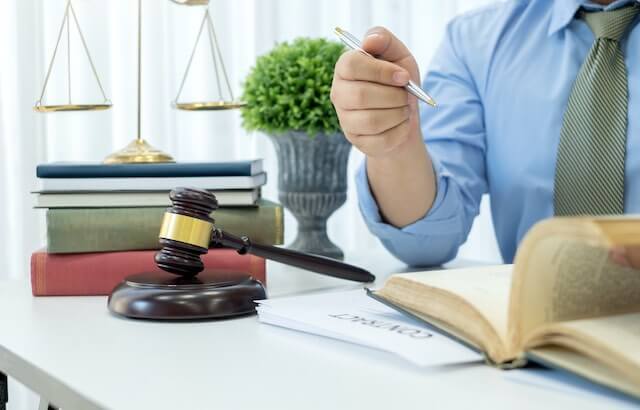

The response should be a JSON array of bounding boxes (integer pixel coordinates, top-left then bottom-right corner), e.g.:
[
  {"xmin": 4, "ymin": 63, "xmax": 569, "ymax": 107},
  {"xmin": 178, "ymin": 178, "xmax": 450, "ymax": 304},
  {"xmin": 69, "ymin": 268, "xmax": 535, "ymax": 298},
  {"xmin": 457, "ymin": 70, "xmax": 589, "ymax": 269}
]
[{"xmin": 154, "ymin": 187, "xmax": 375, "ymax": 283}]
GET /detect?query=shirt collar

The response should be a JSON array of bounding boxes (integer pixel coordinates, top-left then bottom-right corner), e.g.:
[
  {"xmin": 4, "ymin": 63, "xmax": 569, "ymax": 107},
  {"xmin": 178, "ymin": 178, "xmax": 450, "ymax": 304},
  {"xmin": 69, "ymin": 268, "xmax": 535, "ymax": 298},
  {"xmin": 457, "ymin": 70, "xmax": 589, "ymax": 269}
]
[{"xmin": 548, "ymin": 0, "xmax": 640, "ymax": 36}]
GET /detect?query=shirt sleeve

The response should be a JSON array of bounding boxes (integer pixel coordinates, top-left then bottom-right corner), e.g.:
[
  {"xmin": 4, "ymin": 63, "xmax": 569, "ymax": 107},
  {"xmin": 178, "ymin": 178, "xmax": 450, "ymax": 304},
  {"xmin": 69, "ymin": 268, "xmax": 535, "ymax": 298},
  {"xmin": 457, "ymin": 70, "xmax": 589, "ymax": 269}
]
[{"xmin": 355, "ymin": 17, "xmax": 488, "ymax": 267}]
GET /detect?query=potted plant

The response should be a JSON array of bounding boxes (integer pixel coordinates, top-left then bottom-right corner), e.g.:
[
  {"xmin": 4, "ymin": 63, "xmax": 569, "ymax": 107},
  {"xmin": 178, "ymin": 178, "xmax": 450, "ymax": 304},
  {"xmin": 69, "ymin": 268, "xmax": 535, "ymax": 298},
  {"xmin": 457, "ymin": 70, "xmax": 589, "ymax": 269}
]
[{"xmin": 242, "ymin": 38, "xmax": 348, "ymax": 259}]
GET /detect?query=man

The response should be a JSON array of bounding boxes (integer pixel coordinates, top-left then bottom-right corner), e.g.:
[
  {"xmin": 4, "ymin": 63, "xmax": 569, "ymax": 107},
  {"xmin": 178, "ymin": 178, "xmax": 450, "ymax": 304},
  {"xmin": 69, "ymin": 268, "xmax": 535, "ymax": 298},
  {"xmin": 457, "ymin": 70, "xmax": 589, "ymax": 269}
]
[{"xmin": 330, "ymin": 0, "xmax": 640, "ymax": 266}]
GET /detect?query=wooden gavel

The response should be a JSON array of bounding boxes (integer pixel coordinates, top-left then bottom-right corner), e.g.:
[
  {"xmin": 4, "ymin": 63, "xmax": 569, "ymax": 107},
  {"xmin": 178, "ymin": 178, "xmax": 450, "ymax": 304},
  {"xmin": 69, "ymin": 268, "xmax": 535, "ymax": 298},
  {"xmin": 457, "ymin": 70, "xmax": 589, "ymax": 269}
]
[{"xmin": 154, "ymin": 187, "xmax": 375, "ymax": 283}]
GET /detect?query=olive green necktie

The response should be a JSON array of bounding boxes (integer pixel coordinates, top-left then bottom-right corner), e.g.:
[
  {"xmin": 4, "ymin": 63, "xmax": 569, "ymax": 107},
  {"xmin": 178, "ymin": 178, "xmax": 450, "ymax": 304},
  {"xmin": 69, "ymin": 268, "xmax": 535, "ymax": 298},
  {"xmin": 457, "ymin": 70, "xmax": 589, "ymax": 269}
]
[{"xmin": 554, "ymin": 4, "xmax": 640, "ymax": 216}]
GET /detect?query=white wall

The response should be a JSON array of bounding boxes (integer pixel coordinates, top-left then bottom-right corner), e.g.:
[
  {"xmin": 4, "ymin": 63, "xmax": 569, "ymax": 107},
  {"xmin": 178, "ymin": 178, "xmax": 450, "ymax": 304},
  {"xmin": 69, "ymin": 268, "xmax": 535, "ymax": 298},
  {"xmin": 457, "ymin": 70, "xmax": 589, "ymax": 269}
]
[{"xmin": 0, "ymin": 0, "xmax": 502, "ymax": 284}]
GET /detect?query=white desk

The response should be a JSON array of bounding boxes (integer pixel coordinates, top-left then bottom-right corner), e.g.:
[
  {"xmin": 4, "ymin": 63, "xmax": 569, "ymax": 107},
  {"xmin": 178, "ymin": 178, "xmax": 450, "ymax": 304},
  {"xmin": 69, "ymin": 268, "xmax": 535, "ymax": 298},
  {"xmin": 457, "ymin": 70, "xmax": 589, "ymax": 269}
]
[{"xmin": 0, "ymin": 255, "xmax": 635, "ymax": 410}]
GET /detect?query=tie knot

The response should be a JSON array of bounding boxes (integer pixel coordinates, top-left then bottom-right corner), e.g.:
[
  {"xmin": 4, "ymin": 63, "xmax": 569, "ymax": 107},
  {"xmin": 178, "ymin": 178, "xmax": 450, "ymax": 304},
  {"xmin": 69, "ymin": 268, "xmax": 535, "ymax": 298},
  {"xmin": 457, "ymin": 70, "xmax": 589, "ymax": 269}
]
[{"xmin": 582, "ymin": 4, "xmax": 640, "ymax": 41}]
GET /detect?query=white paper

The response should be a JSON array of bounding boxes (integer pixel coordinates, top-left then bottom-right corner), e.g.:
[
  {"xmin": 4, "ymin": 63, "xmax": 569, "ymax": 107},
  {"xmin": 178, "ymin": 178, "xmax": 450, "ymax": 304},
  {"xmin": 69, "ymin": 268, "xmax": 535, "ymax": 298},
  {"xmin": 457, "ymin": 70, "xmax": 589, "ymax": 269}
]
[{"xmin": 256, "ymin": 289, "xmax": 481, "ymax": 367}]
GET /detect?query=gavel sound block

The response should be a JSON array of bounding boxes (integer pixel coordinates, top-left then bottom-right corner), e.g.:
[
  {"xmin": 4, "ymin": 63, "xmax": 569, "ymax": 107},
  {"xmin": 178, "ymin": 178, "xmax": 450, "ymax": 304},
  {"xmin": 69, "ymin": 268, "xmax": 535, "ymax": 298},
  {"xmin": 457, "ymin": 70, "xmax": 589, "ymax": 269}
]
[{"xmin": 108, "ymin": 187, "xmax": 375, "ymax": 320}]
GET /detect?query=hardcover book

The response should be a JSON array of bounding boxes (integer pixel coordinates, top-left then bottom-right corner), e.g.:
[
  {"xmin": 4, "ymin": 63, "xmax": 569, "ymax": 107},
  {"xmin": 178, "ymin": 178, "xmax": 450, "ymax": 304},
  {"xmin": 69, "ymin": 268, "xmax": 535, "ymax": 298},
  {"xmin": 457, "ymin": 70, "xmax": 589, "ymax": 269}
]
[
  {"xmin": 38, "ymin": 173, "xmax": 267, "ymax": 191},
  {"xmin": 373, "ymin": 216, "xmax": 640, "ymax": 399},
  {"xmin": 31, "ymin": 248, "xmax": 266, "ymax": 296},
  {"xmin": 37, "ymin": 160, "xmax": 263, "ymax": 178},
  {"xmin": 34, "ymin": 189, "xmax": 260, "ymax": 208},
  {"xmin": 46, "ymin": 199, "xmax": 284, "ymax": 253}
]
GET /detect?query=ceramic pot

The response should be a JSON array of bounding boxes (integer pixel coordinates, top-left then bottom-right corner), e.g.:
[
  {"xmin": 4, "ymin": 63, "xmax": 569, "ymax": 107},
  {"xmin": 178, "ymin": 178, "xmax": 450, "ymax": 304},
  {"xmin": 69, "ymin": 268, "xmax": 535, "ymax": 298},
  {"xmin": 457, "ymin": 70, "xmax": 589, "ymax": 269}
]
[{"xmin": 268, "ymin": 131, "xmax": 351, "ymax": 259}]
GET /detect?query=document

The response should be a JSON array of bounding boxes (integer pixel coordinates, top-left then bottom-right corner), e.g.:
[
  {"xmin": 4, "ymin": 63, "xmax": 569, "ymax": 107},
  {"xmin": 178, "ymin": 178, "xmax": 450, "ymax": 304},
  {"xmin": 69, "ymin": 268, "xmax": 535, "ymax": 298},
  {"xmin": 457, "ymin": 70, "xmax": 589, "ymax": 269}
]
[{"xmin": 256, "ymin": 289, "xmax": 481, "ymax": 366}]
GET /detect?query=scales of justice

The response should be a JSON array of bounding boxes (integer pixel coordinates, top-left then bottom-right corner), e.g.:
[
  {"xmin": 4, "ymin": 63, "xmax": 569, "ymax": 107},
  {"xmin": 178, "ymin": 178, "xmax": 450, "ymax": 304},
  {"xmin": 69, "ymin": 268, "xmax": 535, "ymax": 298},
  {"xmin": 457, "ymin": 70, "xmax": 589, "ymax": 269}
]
[
  {"xmin": 34, "ymin": 0, "xmax": 244, "ymax": 164},
  {"xmin": 33, "ymin": 0, "xmax": 376, "ymax": 320}
]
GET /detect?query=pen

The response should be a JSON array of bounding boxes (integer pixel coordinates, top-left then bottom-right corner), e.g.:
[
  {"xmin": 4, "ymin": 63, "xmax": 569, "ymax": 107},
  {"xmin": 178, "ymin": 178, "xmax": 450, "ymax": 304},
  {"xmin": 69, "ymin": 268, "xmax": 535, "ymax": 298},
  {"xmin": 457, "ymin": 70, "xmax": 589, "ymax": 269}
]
[{"xmin": 334, "ymin": 27, "xmax": 437, "ymax": 108}]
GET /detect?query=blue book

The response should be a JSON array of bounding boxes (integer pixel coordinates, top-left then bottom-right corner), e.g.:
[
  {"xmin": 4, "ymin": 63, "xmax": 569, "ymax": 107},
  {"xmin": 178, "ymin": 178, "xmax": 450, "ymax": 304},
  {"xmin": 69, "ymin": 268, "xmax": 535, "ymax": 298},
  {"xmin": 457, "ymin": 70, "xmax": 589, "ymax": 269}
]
[{"xmin": 37, "ymin": 160, "xmax": 263, "ymax": 178}]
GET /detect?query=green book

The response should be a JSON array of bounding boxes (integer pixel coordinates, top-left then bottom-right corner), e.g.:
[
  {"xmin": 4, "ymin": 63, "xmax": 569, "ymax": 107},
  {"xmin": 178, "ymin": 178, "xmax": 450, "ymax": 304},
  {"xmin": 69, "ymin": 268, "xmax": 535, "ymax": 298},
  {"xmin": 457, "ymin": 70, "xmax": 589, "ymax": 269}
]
[{"xmin": 46, "ymin": 200, "xmax": 284, "ymax": 253}]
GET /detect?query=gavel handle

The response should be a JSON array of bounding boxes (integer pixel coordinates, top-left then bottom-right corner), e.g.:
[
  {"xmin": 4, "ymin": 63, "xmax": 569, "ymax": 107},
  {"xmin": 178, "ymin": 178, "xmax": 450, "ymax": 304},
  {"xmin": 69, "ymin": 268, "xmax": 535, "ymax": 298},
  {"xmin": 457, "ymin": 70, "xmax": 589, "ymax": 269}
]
[{"xmin": 211, "ymin": 229, "xmax": 375, "ymax": 283}]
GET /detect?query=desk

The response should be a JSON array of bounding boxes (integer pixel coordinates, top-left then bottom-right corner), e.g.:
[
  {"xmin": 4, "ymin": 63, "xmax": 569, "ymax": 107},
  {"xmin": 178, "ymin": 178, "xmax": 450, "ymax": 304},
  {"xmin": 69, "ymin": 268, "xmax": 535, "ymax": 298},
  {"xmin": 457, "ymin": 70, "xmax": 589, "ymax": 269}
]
[{"xmin": 0, "ymin": 254, "xmax": 634, "ymax": 410}]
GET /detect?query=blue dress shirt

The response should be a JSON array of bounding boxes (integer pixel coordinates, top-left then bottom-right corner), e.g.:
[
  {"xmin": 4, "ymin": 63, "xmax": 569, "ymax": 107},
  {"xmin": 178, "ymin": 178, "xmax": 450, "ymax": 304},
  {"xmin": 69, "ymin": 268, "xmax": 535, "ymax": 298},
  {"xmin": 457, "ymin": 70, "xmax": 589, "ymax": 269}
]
[{"xmin": 356, "ymin": 0, "xmax": 640, "ymax": 265}]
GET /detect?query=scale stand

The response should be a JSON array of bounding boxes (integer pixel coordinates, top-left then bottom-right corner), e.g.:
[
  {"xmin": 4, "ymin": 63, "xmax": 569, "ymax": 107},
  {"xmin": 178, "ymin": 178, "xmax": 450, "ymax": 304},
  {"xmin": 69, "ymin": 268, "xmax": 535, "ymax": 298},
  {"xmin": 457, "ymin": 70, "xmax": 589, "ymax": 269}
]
[{"xmin": 104, "ymin": 0, "xmax": 173, "ymax": 164}]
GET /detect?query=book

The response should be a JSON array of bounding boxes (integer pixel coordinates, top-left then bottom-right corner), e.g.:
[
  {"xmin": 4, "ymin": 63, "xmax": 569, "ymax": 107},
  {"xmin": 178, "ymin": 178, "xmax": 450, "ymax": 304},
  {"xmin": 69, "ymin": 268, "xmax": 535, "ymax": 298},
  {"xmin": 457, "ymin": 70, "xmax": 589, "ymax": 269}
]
[
  {"xmin": 46, "ymin": 199, "xmax": 284, "ymax": 253},
  {"xmin": 31, "ymin": 248, "xmax": 266, "ymax": 296},
  {"xmin": 37, "ymin": 160, "xmax": 263, "ymax": 178},
  {"xmin": 373, "ymin": 216, "xmax": 640, "ymax": 399},
  {"xmin": 38, "ymin": 173, "xmax": 267, "ymax": 191},
  {"xmin": 34, "ymin": 189, "xmax": 260, "ymax": 208}
]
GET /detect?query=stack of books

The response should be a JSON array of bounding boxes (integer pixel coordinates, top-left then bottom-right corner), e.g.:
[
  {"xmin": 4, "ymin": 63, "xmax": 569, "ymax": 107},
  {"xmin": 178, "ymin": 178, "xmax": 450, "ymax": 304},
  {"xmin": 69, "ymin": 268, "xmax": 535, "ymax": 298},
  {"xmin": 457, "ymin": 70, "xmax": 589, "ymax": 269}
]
[{"xmin": 31, "ymin": 160, "xmax": 284, "ymax": 296}]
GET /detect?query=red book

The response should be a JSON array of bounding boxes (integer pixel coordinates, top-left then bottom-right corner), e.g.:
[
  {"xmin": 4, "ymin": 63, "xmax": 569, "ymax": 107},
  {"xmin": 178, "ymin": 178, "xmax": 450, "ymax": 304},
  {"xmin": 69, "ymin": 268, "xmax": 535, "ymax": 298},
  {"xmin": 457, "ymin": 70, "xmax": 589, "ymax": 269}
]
[{"xmin": 31, "ymin": 249, "xmax": 266, "ymax": 296}]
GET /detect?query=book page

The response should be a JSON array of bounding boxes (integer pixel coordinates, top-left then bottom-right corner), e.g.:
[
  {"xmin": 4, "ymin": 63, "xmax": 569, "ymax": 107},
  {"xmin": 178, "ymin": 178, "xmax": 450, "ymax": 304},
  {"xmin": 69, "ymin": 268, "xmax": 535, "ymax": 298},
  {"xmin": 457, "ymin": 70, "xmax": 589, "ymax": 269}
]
[
  {"xmin": 549, "ymin": 243, "xmax": 640, "ymax": 320},
  {"xmin": 507, "ymin": 218, "xmax": 640, "ymax": 348},
  {"xmin": 524, "ymin": 312, "xmax": 640, "ymax": 395},
  {"xmin": 377, "ymin": 265, "xmax": 515, "ymax": 362}
]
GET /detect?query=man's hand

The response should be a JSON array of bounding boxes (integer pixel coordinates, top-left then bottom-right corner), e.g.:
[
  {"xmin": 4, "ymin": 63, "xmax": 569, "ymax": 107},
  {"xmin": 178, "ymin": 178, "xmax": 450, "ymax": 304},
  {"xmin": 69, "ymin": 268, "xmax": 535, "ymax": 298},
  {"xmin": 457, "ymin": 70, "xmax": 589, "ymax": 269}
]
[
  {"xmin": 331, "ymin": 27, "xmax": 421, "ymax": 157},
  {"xmin": 330, "ymin": 27, "xmax": 436, "ymax": 228}
]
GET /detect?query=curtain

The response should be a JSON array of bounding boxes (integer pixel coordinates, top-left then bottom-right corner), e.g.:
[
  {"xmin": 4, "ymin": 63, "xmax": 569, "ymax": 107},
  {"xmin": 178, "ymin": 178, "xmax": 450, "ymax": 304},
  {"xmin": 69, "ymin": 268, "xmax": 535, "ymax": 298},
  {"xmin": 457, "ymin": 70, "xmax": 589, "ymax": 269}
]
[{"xmin": 0, "ymin": 0, "xmax": 502, "ymax": 282}]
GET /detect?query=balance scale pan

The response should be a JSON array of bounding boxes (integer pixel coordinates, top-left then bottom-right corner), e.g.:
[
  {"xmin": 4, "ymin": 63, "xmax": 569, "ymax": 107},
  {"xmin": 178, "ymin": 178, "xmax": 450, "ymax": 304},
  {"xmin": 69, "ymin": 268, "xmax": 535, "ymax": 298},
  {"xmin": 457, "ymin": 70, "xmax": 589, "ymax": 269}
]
[
  {"xmin": 173, "ymin": 101, "xmax": 246, "ymax": 111},
  {"xmin": 33, "ymin": 103, "xmax": 112, "ymax": 113}
]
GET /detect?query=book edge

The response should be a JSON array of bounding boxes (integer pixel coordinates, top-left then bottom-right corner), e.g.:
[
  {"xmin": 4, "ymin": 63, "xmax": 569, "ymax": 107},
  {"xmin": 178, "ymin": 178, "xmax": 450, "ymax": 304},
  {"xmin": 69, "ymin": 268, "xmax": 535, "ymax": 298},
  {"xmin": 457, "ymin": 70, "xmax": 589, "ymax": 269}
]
[
  {"xmin": 29, "ymin": 250, "xmax": 267, "ymax": 296},
  {"xmin": 367, "ymin": 290, "xmax": 484, "ymax": 358},
  {"xmin": 38, "ymin": 173, "xmax": 268, "ymax": 191},
  {"xmin": 45, "ymin": 202, "xmax": 283, "ymax": 253},
  {"xmin": 37, "ymin": 160, "xmax": 263, "ymax": 178},
  {"xmin": 367, "ymin": 289, "xmax": 524, "ymax": 368}
]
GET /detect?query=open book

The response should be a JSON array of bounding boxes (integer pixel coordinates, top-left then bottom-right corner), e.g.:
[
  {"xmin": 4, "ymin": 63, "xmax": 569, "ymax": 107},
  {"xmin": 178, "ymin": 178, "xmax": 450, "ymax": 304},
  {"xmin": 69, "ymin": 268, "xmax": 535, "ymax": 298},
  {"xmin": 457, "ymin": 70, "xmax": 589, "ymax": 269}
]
[{"xmin": 373, "ymin": 216, "xmax": 640, "ymax": 399}]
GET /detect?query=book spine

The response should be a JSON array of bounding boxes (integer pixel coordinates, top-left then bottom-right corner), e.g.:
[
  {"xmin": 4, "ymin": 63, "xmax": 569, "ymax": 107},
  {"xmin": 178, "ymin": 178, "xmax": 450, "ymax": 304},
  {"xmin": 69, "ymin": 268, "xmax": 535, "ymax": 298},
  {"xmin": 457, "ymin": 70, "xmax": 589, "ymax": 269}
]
[
  {"xmin": 31, "ymin": 250, "xmax": 266, "ymax": 296},
  {"xmin": 46, "ymin": 203, "xmax": 283, "ymax": 253},
  {"xmin": 37, "ymin": 161, "xmax": 259, "ymax": 178}
]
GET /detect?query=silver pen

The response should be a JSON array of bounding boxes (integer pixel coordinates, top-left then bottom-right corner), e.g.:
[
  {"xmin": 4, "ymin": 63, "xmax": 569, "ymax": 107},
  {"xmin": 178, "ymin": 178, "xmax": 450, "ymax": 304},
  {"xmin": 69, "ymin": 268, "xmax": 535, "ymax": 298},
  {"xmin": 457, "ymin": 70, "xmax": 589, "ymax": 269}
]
[{"xmin": 334, "ymin": 27, "xmax": 437, "ymax": 108}]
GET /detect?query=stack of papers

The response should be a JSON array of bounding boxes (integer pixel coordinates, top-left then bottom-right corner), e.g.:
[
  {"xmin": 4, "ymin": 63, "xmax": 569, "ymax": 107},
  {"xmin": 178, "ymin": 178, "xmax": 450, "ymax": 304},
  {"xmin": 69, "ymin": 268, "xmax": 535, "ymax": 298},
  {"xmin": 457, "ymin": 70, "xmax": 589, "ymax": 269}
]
[{"xmin": 256, "ymin": 289, "xmax": 481, "ymax": 366}]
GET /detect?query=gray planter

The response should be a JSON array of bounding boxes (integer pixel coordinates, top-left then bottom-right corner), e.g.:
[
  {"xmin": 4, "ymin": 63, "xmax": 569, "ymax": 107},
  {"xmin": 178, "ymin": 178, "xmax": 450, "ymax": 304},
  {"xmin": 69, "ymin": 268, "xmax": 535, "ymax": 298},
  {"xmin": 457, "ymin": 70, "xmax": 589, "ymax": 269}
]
[{"xmin": 268, "ymin": 131, "xmax": 351, "ymax": 260}]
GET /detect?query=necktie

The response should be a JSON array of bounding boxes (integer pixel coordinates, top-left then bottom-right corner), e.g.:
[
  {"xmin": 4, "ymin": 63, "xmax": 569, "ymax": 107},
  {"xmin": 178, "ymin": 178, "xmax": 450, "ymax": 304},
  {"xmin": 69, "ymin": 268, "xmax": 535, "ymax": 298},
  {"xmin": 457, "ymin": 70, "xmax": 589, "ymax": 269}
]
[{"xmin": 554, "ymin": 4, "xmax": 640, "ymax": 216}]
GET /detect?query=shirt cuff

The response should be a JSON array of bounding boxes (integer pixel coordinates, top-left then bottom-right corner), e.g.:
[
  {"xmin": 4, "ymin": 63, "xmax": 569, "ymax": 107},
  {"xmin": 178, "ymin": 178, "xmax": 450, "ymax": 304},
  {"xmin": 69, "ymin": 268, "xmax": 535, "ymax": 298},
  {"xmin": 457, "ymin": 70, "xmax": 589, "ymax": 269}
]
[{"xmin": 355, "ymin": 155, "xmax": 464, "ymax": 265}]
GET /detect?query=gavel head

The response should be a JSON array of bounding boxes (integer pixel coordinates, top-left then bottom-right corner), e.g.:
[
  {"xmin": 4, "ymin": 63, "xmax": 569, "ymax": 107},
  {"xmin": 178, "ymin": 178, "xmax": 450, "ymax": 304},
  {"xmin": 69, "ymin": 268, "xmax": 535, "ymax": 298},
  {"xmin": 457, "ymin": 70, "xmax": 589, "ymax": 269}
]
[{"xmin": 155, "ymin": 187, "xmax": 218, "ymax": 277}]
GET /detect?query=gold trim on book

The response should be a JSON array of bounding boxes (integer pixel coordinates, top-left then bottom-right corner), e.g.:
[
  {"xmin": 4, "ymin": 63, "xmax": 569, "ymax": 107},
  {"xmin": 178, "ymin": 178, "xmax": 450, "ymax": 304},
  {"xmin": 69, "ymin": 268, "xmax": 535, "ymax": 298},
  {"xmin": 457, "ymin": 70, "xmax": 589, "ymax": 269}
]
[
  {"xmin": 159, "ymin": 212, "xmax": 213, "ymax": 249},
  {"xmin": 274, "ymin": 205, "xmax": 284, "ymax": 245}
]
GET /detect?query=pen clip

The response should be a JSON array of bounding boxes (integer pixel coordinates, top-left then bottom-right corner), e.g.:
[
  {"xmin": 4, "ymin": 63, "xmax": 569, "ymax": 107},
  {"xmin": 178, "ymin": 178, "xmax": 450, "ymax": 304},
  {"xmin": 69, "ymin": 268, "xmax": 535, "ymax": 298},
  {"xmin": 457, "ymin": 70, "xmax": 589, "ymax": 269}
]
[{"xmin": 334, "ymin": 27, "xmax": 373, "ymax": 57}]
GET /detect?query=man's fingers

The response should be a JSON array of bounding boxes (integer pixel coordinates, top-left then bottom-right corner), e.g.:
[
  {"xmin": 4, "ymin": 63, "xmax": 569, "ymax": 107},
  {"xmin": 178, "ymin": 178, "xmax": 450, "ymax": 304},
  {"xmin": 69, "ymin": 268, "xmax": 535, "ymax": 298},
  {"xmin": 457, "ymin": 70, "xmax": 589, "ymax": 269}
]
[
  {"xmin": 347, "ymin": 119, "xmax": 412, "ymax": 157},
  {"xmin": 362, "ymin": 26, "xmax": 412, "ymax": 63},
  {"xmin": 335, "ymin": 51, "xmax": 410, "ymax": 86},
  {"xmin": 331, "ymin": 78, "xmax": 408, "ymax": 110},
  {"xmin": 338, "ymin": 106, "xmax": 410, "ymax": 136}
]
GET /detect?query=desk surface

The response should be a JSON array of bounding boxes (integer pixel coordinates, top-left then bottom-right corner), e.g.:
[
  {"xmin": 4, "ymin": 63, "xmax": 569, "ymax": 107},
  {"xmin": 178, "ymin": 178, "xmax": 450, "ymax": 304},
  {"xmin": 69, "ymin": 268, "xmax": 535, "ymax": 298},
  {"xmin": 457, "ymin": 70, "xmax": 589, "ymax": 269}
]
[{"xmin": 0, "ymin": 254, "xmax": 635, "ymax": 410}]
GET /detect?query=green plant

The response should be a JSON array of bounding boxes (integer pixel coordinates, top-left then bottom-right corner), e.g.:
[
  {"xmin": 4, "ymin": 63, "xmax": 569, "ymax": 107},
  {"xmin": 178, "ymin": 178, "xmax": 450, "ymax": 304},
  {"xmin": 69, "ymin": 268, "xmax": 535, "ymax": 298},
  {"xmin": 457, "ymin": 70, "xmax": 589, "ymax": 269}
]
[{"xmin": 241, "ymin": 38, "xmax": 345, "ymax": 136}]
